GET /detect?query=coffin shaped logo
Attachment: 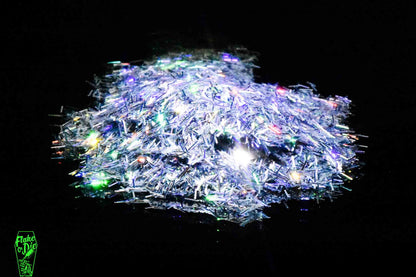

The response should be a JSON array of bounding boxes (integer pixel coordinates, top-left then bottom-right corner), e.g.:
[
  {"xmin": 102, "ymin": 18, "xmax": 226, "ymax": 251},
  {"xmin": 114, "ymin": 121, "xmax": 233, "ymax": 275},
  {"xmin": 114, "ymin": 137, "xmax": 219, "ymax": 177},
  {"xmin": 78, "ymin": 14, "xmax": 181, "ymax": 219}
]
[{"xmin": 14, "ymin": 231, "xmax": 37, "ymax": 277}]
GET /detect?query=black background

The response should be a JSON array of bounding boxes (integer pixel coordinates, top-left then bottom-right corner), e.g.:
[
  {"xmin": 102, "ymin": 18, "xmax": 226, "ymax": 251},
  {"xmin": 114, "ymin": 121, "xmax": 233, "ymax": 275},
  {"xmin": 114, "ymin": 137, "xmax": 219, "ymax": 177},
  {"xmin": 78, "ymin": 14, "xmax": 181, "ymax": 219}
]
[{"xmin": 1, "ymin": 1, "xmax": 415, "ymax": 275}]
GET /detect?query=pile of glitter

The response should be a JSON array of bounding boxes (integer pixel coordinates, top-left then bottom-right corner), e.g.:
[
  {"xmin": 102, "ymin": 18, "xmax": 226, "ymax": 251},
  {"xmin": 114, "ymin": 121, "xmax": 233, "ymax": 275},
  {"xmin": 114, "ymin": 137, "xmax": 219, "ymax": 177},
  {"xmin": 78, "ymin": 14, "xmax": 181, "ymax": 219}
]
[{"xmin": 55, "ymin": 51, "xmax": 362, "ymax": 225}]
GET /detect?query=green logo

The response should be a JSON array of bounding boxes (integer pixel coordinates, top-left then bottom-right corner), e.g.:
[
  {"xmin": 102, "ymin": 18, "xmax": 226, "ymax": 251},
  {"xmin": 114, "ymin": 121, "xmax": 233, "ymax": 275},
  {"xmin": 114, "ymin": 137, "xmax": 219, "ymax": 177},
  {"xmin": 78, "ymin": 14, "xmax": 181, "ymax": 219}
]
[{"xmin": 14, "ymin": 231, "xmax": 38, "ymax": 277}]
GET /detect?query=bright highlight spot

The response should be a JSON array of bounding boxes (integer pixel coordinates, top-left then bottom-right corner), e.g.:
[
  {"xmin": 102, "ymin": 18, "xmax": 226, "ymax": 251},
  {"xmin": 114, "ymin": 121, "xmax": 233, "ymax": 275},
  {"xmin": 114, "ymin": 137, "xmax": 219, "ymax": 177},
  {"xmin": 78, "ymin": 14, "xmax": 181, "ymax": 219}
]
[
  {"xmin": 232, "ymin": 148, "xmax": 254, "ymax": 167},
  {"xmin": 173, "ymin": 103, "xmax": 188, "ymax": 115},
  {"xmin": 252, "ymin": 172, "xmax": 260, "ymax": 185},
  {"xmin": 156, "ymin": 113, "xmax": 167, "ymax": 127},
  {"xmin": 89, "ymin": 172, "xmax": 109, "ymax": 189},
  {"xmin": 205, "ymin": 194, "xmax": 218, "ymax": 202},
  {"xmin": 84, "ymin": 131, "xmax": 100, "ymax": 148},
  {"xmin": 290, "ymin": 171, "xmax": 302, "ymax": 183},
  {"xmin": 276, "ymin": 86, "xmax": 287, "ymax": 95},
  {"xmin": 110, "ymin": 151, "xmax": 118, "ymax": 160},
  {"xmin": 137, "ymin": 156, "xmax": 147, "ymax": 164}
]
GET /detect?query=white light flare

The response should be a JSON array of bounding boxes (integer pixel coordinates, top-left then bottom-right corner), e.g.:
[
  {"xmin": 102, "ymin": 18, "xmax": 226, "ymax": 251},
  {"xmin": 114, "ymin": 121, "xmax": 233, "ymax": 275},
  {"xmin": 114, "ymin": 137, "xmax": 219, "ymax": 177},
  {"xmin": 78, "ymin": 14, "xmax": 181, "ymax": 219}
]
[{"xmin": 232, "ymin": 148, "xmax": 254, "ymax": 168}]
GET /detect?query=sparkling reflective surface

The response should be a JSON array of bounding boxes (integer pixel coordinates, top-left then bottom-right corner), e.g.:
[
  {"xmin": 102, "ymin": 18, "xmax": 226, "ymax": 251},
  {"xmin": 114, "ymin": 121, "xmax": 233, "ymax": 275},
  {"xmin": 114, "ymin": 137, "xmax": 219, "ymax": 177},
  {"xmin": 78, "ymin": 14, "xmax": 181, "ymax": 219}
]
[{"xmin": 2, "ymin": 2, "xmax": 414, "ymax": 275}]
